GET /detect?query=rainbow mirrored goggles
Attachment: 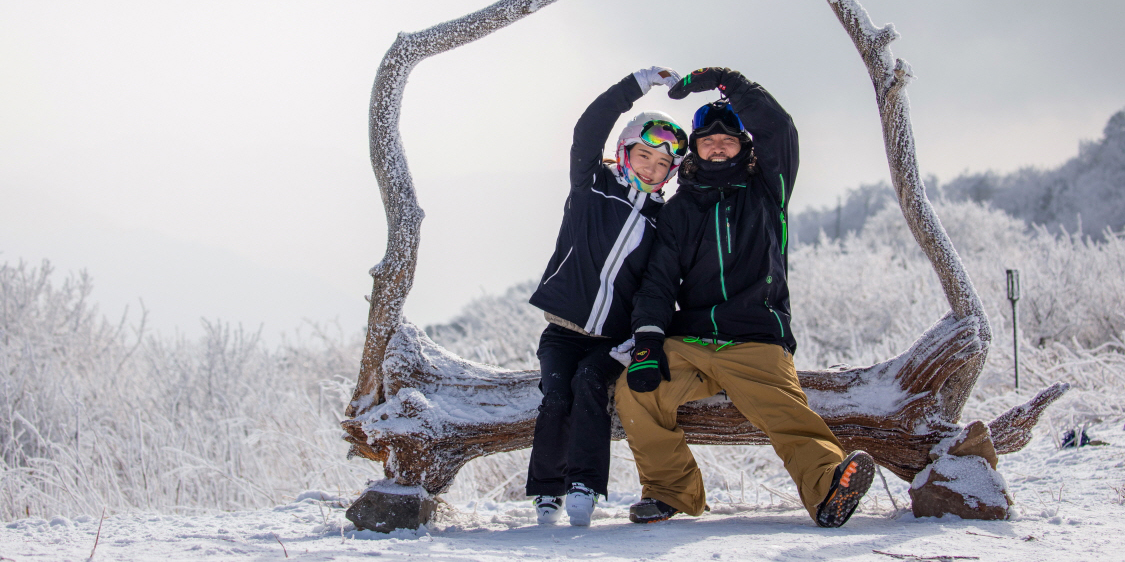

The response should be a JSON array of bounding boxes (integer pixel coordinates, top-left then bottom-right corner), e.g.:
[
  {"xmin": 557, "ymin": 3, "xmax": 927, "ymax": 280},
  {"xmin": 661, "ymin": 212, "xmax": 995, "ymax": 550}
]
[{"xmin": 638, "ymin": 120, "xmax": 688, "ymax": 157}]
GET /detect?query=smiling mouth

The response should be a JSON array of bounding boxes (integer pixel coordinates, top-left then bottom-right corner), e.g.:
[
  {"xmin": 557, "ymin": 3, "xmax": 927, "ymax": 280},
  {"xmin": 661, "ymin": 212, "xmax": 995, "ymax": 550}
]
[
  {"xmin": 710, "ymin": 157, "xmax": 728, "ymax": 162},
  {"xmin": 637, "ymin": 173, "xmax": 656, "ymax": 183}
]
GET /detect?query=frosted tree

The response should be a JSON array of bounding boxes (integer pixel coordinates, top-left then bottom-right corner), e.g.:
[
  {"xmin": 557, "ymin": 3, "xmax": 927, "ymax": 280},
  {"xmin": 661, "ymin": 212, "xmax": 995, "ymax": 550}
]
[
  {"xmin": 341, "ymin": 0, "xmax": 1068, "ymax": 531},
  {"xmin": 941, "ymin": 109, "xmax": 1125, "ymax": 240}
]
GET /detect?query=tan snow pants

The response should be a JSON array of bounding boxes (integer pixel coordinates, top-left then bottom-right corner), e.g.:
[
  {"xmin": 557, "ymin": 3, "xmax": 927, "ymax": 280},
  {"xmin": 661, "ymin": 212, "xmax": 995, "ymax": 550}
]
[{"xmin": 615, "ymin": 338, "xmax": 845, "ymax": 518}]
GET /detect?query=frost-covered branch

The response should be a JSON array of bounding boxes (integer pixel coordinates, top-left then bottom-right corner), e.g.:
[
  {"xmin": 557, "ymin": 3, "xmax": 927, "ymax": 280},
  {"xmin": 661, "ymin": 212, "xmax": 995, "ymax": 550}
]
[
  {"xmin": 828, "ymin": 0, "xmax": 993, "ymax": 421},
  {"xmin": 828, "ymin": 0, "xmax": 987, "ymax": 337},
  {"xmin": 349, "ymin": 0, "xmax": 558, "ymax": 417}
]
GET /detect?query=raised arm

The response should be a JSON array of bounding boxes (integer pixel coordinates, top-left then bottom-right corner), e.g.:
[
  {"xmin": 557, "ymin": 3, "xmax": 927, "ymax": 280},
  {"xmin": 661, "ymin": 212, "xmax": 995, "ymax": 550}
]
[
  {"xmin": 570, "ymin": 68, "xmax": 680, "ymax": 190},
  {"xmin": 724, "ymin": 72, "xmax": 799, "ymax": 207}
]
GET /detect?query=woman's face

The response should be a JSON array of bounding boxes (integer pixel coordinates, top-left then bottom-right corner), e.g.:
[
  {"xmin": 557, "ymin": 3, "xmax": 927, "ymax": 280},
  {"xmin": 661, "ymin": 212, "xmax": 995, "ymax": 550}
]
[
  {"xmin": 696, "ymin": 133, "xmax": 742, "ymax": 162},
  {"xmin": 628, "ymin": 143, "xmax": 674, "ymax": 184}
]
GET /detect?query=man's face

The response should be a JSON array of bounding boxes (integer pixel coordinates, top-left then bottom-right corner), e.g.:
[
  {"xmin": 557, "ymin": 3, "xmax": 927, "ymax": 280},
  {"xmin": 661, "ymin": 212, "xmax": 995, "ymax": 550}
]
[{"xmin": 695, "ymin": 133, "xmax": 741, "ymax": 162}]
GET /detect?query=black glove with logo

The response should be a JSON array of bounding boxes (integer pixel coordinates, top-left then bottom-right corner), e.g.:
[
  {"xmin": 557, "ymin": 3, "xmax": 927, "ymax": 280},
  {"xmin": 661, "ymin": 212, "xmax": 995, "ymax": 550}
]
[
  {"xmin": 668, "ymin": 67, "xmax": 752, "ymax": 100},
  {"xmin": 627, "ymin": 332, "xmax": 671, "ymax": 393}
]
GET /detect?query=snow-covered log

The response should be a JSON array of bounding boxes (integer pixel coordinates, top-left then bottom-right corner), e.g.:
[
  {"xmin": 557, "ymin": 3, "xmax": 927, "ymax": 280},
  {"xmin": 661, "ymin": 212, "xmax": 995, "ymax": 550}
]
[
  {"xmin": 341, "ymin": 0, "xmax": 1068, "ymax": 530},
  {"xmin": 342, "ymin": 318, "xmax": 1067, "ymax": 493}
]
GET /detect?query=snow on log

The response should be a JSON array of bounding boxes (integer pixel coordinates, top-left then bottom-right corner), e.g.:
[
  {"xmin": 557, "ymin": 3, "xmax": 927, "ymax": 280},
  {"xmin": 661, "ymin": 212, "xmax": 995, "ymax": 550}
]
[{"xmin": 343, "ymin": 312, "xmax": 1062, "ymax": 492}]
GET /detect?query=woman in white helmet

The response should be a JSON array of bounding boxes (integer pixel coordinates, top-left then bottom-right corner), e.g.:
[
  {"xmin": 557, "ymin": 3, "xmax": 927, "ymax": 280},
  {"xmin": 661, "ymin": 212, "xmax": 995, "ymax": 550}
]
[{"xmin": 525, "ymin": 67, "xmax": 687, "ymax": 526}]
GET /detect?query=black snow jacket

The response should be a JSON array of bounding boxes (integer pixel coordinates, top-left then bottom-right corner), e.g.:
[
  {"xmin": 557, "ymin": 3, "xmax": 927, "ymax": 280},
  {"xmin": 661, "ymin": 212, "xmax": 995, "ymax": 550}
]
[
  {"xmin": 631, "ymin": 76, "xmax": 799, "ymax": 353},
  {"xmin": 528, "ymin": 74, "xmax": 665, "ymax": 341}
]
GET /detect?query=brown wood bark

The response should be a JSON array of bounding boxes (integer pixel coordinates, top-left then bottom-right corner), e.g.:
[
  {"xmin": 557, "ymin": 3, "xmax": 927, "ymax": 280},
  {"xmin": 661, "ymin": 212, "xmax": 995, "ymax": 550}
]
[{"xmin": 827, "ymin": 0, "xmax": 996, "ymax": 422}]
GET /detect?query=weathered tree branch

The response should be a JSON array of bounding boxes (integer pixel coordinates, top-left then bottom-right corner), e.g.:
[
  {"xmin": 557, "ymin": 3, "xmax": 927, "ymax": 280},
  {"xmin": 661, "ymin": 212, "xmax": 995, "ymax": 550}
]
[
  {"xmin": 828, "ymin": 0, "xmax": 996, "ymax": 422},
  {"xmin": 348, "ymin": 0, "xmax": 559, "ymax": 417}
]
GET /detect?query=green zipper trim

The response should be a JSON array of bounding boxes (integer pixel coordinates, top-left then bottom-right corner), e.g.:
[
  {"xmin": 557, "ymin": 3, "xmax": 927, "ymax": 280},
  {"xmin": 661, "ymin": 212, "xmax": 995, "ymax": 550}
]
[
  {"xmin": 628, "ymin": 360, "xmax": 659, "ymax": 372},
  {"xmin": 780, "ymin": 210, "xmax": 788, "ymax": 255},
  {"xmin": 767, "ymin": 303, "xmax": 785, "ymax": 338},
  {"xmin": 714, "ymin": 203, "xmax": 728, "ymax": 300},
  {"xmin": 710, "ymin": 305, "xmax": 720, "ymax": 337},
  {"xmin": 778, "ymin": 174, "xmax": 786, "ymax": 206}
]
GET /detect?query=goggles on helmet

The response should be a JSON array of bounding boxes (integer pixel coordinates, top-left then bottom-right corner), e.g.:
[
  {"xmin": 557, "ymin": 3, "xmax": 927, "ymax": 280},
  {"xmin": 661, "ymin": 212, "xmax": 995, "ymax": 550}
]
[
  {"xmin": 638, "ymin": 120, "xmax": 688, "ymax": 157},
  {"xmin": 692, "ymin": 102, "xmax": 746, "ymax": 138}
]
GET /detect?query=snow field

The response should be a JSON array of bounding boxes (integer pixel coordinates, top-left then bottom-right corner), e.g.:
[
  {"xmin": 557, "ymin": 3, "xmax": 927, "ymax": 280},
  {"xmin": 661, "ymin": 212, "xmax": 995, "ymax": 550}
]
[{"xmin": 2, "ymin": 422, "xmax": 1123, "ymax": 561}]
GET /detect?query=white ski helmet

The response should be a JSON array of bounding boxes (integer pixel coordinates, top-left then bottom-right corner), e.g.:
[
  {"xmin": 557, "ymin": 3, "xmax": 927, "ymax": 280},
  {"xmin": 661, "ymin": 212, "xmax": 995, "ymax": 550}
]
[{"xmin": 614, "ymin": 111, "xmax": 688, "ymax": 193}]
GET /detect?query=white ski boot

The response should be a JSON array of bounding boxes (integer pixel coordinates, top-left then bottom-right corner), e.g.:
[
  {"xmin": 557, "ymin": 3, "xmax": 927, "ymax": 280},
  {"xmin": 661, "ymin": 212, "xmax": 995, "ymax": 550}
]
[
  {"xmin": 565, "ymin": 482, "xmax": 597, "ymax": 526},
  {"xmin": 533, "ymin": 495, "xmax": 563, "ymax": 524}
]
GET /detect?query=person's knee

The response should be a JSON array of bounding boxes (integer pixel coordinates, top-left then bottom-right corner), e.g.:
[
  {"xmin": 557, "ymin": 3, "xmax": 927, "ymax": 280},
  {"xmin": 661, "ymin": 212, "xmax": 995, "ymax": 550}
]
[{"xmin": 538, "ymin": 387, "xmax": 572, "ymax": 416}]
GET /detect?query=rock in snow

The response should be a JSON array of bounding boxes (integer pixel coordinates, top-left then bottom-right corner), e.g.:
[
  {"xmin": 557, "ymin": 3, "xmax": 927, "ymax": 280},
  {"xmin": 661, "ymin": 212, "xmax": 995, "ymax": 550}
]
[{"xmin": 910, "ymin": 421, "xmax": 1013, "ymax": 519}]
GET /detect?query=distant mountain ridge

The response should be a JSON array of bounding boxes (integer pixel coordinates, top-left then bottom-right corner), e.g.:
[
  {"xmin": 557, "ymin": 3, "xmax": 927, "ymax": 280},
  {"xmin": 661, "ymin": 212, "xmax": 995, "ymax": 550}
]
[{"xmin": 794, "ymin": 108, "xmax": 1125, "ymax": 243}]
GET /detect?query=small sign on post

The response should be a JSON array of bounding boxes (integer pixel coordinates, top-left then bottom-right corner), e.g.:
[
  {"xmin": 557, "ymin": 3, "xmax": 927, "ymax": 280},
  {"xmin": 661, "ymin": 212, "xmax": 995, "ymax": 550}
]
[{"xmin": 1006, "ymin": 269, "xmax": 1021, "ymax": 389}]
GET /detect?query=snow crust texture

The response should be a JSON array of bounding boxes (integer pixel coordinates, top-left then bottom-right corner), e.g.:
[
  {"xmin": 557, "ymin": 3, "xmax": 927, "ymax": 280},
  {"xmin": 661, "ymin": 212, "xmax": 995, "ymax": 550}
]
[{"xmin": 4, "ymin": 424, "xmax": 1124, "ymax": 561}]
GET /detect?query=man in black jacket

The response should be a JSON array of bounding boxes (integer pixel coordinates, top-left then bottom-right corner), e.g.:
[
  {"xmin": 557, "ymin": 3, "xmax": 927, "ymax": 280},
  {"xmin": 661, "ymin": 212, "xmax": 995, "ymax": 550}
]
[{"xmin": 616, "ymin": 67, "xmax": 874, "ymax": 528}]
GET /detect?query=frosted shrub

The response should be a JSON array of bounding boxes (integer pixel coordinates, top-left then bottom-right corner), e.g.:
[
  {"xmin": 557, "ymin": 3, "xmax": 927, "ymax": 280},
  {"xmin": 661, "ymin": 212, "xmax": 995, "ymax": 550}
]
[
  {"xmin": 423, "ymin": 280, "xmax": 544, "ymax": 370},
  {"xmin": 794, "ymin": 108, "xmax": 1125, "ymax": 242},
  {"xmin": 790, "ymin": 201, "xmax": 1124, "ymax": 364},
  {"xmin": 0, "ymin": 261, "xmax": 377, "ymax": 520}
]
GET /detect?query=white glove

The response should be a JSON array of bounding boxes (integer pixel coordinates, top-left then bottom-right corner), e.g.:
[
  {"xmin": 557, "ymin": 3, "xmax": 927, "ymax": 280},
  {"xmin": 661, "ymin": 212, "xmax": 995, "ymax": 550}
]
[
  {"xmin": 610, "ymin": 338, "xmax": 635, "ymax": 367},
  {"xmin": 632, "ymin": 66, "xmax": 681, "ymax": 96}
]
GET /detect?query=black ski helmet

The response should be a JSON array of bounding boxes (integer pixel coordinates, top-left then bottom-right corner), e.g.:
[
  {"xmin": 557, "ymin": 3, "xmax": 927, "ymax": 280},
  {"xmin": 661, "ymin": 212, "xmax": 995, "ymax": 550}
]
[{"xmin": 689, "ymin": 101, "xmax": 752, "ymax": 153}]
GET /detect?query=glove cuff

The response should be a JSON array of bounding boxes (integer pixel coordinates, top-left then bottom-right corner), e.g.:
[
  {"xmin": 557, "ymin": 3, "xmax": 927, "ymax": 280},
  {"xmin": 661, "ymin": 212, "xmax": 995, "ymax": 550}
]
[
  {"xmin": 719, "ymin": 70, "xmax": 753, "ymax": 99},
  {"xmin": 634, "ymin": 332, "xmax": 665, "ymax": 347},
  {"xmin": 632, "ymin": 70, "xmax": 653, "ymax": 96}
]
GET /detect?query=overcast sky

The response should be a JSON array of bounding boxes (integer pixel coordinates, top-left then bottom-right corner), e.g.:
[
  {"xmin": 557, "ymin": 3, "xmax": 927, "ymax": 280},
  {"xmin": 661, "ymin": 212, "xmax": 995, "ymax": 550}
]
[{"xmin": 3, "ymin": 0, "xmax": 1123, "ymax": 343}]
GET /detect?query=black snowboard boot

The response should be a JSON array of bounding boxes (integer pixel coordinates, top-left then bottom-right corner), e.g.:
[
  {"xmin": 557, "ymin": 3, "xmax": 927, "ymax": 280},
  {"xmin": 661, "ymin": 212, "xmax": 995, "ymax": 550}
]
[
  {"xmin": 815, "ymin": 450, "xmax": 875, "ymax": 528},
  {"xmin": 629, "ymin": 498, "xmax": 680, "ymax": 524}
]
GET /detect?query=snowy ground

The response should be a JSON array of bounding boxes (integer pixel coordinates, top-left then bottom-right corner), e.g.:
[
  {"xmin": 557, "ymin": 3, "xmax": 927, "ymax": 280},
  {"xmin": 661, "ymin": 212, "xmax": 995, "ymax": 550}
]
[{"xmin": 4, "ymin": 422, "xmax": 1123, "ymax": 562}]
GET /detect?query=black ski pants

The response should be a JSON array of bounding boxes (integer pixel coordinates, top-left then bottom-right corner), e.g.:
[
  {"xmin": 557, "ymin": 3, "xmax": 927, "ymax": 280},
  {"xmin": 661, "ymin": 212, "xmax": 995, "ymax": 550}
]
[{"xmin": 526, "ymin": 324, "xmax": 625, "ymax": 497}]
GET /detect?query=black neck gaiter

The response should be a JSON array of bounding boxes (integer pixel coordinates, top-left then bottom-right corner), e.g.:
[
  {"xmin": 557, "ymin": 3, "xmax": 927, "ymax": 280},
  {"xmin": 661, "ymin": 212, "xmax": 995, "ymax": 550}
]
[{"xmin": 689, "ymin": 149, "xmax": 752, "ymax": 188}]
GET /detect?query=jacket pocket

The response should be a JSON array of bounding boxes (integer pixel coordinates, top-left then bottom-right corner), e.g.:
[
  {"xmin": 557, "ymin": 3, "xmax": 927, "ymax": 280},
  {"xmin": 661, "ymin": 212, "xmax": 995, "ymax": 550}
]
[
  {"xmin": 543, "ymin": 246, "xmax": 573, "ymax": 285},
  {"xmin": 764, "ymin": 300, "xmax": 787, "ymax": 339}
]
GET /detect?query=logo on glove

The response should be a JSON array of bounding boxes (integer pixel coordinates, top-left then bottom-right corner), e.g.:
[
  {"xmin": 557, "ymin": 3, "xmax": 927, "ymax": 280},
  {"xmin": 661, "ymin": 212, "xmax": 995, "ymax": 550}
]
[{"xmin": 635, "ymin": 349, "xmax": 650, "ymax": 361}]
